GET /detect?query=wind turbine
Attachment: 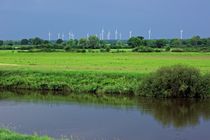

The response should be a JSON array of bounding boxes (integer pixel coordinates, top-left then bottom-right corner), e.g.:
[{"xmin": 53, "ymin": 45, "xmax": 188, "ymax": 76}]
[
  {"xmin": 72, "ymin": 33, "xmax": 75, "ymax": 40},
  {"xmin": 62, "ymin": 33, "xmax": 64, "ymax": 40},
  {"xmin": 148, "ymin": 29, "xmax": 152, "ymax": 40},
  {"xmin": 119, "ymin": 33, "xmax": 122, "ymax": 40},
  {"xmin": 101, "ymin": 28, "xmax": 104, "ymax": 40},
  {"xmin": 115, "ymin": 29, "xmax": 118, "ymax": 40},
  {"xmin": 68, "ymin": 32, "xmax": 71, "ymax": 40},
  {"xmin": 87, "ymin": 33, "xmax": 89, "ymax": 39},
  {"xmin": 48, "ymin": 32, "xmax": 51, "ymax": 41},
  {"xmin": 180, "ymin": 30, "xmax": 183, "ymax": 39},
  {"xmin": 107, "ymin": 31, "xmax": 111, "ymax": 40},
  {"xmin": 57, "ymin": 33, "xmax": 61, "ymax": 39},
  {"xmin": 129, "ymin": 31, "xmax": 132, "ymax": 39}
]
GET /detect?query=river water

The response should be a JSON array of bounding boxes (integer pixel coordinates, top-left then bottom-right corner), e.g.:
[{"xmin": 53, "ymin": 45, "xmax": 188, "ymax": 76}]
[{"xmin": 0, "ymin": 93, "xmax": 210, "ymax": 140}]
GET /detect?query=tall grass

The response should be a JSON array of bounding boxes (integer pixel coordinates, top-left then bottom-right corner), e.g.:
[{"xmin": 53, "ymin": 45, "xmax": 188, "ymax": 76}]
[
  {"xmin": 0, "ymin": 129, "xmax": 51, "ymax": 140},
  {"xmin": 0, "ymin": 70, "xmax": 143, "ymax": 96}
]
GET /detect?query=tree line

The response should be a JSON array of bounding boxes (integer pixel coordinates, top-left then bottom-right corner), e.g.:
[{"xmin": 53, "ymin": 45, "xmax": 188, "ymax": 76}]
[{"xmin": 0, "ymin": 35, "xmax": 210, "ymax": 51}]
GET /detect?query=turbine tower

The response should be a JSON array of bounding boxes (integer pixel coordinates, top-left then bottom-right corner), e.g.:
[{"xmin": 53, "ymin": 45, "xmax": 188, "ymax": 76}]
[
  {"xmin": 87, "ymin": 33, "xmax": 89, "ymax": 40},
  {"xmin": 62, "ymin": 33, "xmax": 64, "ymax": 40},
  {"xmin": 148, "ymin": 29, "xmax": 152, "ymax": 40},
  {"xmin": 115, "ymin": 29, "xmax": 118, "ymax": 40},
  {"xmin": 107, "ymin": 31, "xmax": 111, "ymax": 40},
  {"xmin": 101, "ymin": 28, "xmax": 104, "ymax": 40},
  {"xmin": 180, "ymin": 30, "xmax": 183, "ymax": 39},
  {"xmin": 68, "ymin": 32, "xmax": 71, "ymax": 40},
  {"xmin": 57, "ymin": 33, "xmax": 61, "ymax": 39},
  {"xmin": 72, "ymin": 33, "xmax": 75, "ymax": 40},
  {"xmin": 129, "ymin": 31, "xmax": 132, "ymax": 39},
  {"xmin": 119, "ymin": 33, "xmax": 122, "ymax": 40},
  {"xmin": 48, "ymin": 32, "xmax": 51, "ymax": 41}
]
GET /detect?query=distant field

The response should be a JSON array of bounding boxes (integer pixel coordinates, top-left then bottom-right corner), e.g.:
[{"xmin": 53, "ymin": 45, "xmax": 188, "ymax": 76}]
[{"xmin": 0, "ymin": 51, "xmax": 210, "ymax": 74}]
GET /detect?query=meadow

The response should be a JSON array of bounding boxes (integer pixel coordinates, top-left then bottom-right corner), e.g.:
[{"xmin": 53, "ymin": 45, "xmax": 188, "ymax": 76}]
[{"xmin": 0, "ymin": 51, "xmax": 210, "ymax": 73}]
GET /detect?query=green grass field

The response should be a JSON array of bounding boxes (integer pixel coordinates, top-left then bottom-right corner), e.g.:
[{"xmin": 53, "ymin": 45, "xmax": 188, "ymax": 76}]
[
  {"xmin": 0, "ymin": 51, "xmax": 210, "ymax": 95},
  {"xmin": 0, "ymin": 51, "xmax": 210, "ymax": 74}
]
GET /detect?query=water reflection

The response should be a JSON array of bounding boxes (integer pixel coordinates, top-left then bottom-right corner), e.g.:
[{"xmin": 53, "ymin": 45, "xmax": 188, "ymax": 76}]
[
  {"xmin": 0, "ymin": 90, "xmax": 210, "ymax": 130},
  {"xmin": 137, "ymin": 98, "xmax": 210, "ymax": 128}
]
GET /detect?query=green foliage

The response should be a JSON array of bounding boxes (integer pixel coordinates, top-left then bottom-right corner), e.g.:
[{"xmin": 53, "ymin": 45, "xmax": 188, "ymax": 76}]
[
  {"xmin": 20, "ymin": 39, "xmax": 29, "ymax": 45},
  {"xmin": 190, "ymin": 36, "xmax": 202, "ymax": 46},
  {"xmin": 87, "ymin": 35, "xmax": 100, "ymax": 49},
  {"xmin": 165, "ymin": 46, "xmax": 171, "ymax": 52},
  {"xmin": 132, "ymin": 46, "xmax": 154, "ymax": 52},
  {"xmin": 66, "ymin": 39, "xmax": 77, "ymax": 48},
  {"xmin": 29, "ymin": 37, "xmax": 44, "ymax": 45},
  {"xmin": 0, "ymin": 40, "xmax": 3, "ymax": 46},
  {"xmin": 136, "ymin": 65, "xmax": 210, "ymax": 98},
  {"xmin": 78, "ymin": 38, "xmax": 88, "ymax": 49},
  {"xmin": 155, "ymin": 39, "xmax": 168, "ymax": 48},
  {"xmin": 171, "ymin": 48, "xmax": 184, "ymax": 52},
  {"xmin": 0, "ymin": 129, "xmax": 51, "ymax": 140},
  {"xmin": 100, "ymin": 45, "xmax": 111, "ymax": 52},
  {"xmin": 56, "ymin": 39, "xmax": 63, "ymax": 44},
  {"xmin": 0, "ymin": 70, "xmax": 141, "ymax": 96},
  {"xmin": 170, "ymin": 39, "xmax": 182, "ymax": 47},
  {"xmin": 128, "ymin": 37, "xmax": 144, "ymax": 48}
]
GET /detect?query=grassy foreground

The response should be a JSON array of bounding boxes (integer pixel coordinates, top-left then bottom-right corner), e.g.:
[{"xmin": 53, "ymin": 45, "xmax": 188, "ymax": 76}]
[{"xmin": 0, "ymin": 129, "xmax": 51, "ymax": 140}]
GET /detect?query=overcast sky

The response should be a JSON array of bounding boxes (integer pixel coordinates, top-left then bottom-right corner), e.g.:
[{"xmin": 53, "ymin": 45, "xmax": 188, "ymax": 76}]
[{"xmin": 0, "ymin": 0, "xmax": 209, "ymax": 40}]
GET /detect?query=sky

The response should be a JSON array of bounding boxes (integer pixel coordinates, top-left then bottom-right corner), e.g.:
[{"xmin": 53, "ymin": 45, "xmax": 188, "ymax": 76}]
[{"xmin": 0, "ymin": 0, "xmax": 210, "ymax": 40}]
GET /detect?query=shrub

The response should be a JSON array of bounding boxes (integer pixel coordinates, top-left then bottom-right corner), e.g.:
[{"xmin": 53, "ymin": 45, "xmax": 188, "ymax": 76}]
[
  {"xmin": 100, "ymin": 46, "xmax": 111, "ymax": 52},
  {"xmin": 132, "ymin": 46, "xmax": 154, "ymax": 52},
  {"xmin": 165, "ymin": 46, "xmax": 171, "ymax": 52},
  {"xmin": 171, "ymin": 48, "xmax": 184, "ymax": 52},
  {"xmin": 136, "ymin": 65, "xmax": 210, "ymax": 98}
]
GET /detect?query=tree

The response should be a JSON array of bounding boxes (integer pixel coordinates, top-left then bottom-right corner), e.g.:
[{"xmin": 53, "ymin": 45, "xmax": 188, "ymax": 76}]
[
  {"xmin": 207, "ymin": 38, "xmax": 210, "ymax": 46},
  {"xmin": 145, "ymin": 40, "xmax": 156, "ymax": 47},
  {"xmin": 87, "ymin": 36, "xmax": 100, "ymax": 49},
  {"xmin": 190, "ymin": 36, "xmax": 202, "ymax": 46},
  {"xmin": 29, "ymin": 37, "xmax": 43, "ymax": 45},
  {"xmin": 66, "ymin": 39, "xmax": 77, "ymax": 48},
  {"xmin": 7, "ymin": 41, "xmax": 13, "ymax": 46},
  {"xmin": 155, "ymin": 39, "xmax": 167, "ymax": 48},
  {"xmin": 20, "ymin": 39, "xmax": 29, "ymax": 45},
  {"xmin": 0, "ymin": 40, "xmax": 3, "ymax": 46},
  {"xmin": 56, "ymin": 39, "xmax": 63, "ymax": 44},
  {"xmin": 137, "ymin": 36, "xmax": 144, "ymax": 40},
  {"xmin": 127, "ymin": 37, "xmax": 143, "ymax": 48},
  {"xmin": 78, "ymin": 38, "xmax": 88, "ymax": 49},
  {"xmin": 170, "ymin": 39, "xmax": 182, "ymax": 47}
]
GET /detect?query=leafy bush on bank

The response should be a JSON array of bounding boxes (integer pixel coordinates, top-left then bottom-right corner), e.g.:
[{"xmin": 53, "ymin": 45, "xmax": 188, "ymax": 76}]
[{"xmin": 136, "ymin": 65, "xmax": 210, "ymax": 98}]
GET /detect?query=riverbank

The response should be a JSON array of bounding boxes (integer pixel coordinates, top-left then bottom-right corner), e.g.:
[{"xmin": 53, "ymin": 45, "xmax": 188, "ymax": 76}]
[
  {"xmin": 0, "ymin": 129, "xmax": 51, "ymax": 140},
  {"xmin": 0, "ymin": 70, "xmax": 143, "ymax": 96}
]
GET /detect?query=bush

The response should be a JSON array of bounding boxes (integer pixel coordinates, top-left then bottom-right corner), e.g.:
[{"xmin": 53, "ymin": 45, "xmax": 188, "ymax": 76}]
[
  {"xmin": 136, "ymin": 65, "xmax": 210, "ymax": 98},
  {"xmin": 165, "ymin": 46, "xmax": 171, "ymax": 52},
  {"xmin": 100, "ymin": 46, "xmax": 111, "ymax": 52},
  {"xmin": 171, "ymin": 48, "xmax": 184, "ymax": 52},
  {"xmin": 132, "ymin": 46, "xmax": 154, "ymax": 52}
]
